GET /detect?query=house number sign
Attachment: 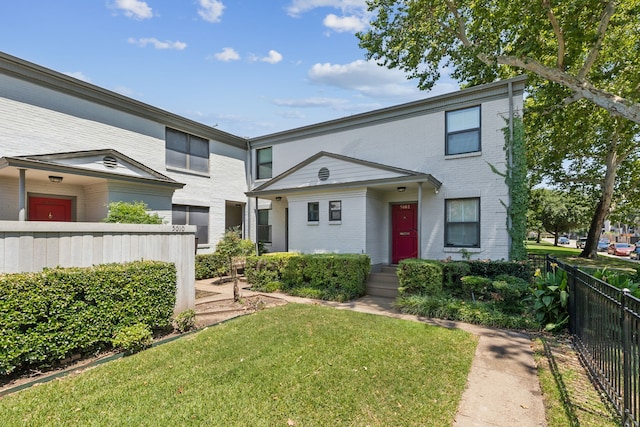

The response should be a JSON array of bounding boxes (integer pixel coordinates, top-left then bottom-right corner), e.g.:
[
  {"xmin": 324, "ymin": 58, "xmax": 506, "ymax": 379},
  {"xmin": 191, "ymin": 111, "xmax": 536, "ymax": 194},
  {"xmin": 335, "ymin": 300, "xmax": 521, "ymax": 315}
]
[{"xmin": 399, "ymin": 204, "xmax": 412, "ymax": 210}]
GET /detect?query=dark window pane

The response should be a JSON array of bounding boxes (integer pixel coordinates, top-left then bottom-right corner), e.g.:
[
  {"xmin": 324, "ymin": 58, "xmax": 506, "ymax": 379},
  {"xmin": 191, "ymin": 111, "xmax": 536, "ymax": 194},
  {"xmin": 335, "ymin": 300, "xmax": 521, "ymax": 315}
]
[
  {"xmin": 257, "ymin": 148, "xmax": 273, "ymax": 179},
  {"xmin": 329, "ymin": 200, "xmax": 341, "ymax": 221},
  {"xmin": 189, "ymin": 155, "xmax": 209, "ymax": 173},
  {"xmin": 166, "ymin": 149, "xmax": 188, "ymax": 169},
  {"xmin": 445, "ymin": 198, "xmax": 480, "ymax": 248},
  {"xmin": 190, "ymin": 137, "xmax": 209, "ymax": 157},
  {"xmin": 166, "ymin": 129, "xmax": 188, "ymax": 153},
  {"xmin": 308, "ymin": 202, "xmax": 319, "ymax": 221},
  {"xmin": 446, "ymin": 223, "xmax": 479, "ymax": 247},
  {"xmin": 172, "ymin": 205, "xmax": 187, "ymax": 225},
  {"xmin": 447, "ymin": 130, "xmax": 480, "ymax": 155}
]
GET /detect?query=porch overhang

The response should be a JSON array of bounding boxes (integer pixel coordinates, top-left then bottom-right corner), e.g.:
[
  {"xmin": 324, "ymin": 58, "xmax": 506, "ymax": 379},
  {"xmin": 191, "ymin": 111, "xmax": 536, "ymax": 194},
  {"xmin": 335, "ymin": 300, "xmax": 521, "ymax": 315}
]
[{"xmin": 246, "ymin": 173, "xmax": 442, "ymax": 199}]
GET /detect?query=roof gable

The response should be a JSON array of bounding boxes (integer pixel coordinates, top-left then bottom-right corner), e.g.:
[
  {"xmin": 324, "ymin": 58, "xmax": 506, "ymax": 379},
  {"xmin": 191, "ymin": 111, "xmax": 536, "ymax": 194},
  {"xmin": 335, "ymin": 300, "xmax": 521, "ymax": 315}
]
[{"xmin": 252, "ymin": 151, "xmax": 440, "ymax": 194}]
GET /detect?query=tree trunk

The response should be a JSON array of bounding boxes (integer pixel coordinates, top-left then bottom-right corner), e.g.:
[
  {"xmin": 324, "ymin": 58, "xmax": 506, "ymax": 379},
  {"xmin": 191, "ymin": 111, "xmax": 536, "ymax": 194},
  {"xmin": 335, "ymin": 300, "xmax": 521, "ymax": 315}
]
[{"xmin": 580, "ymin": 139, "xmax": 618, "ymax": 258}]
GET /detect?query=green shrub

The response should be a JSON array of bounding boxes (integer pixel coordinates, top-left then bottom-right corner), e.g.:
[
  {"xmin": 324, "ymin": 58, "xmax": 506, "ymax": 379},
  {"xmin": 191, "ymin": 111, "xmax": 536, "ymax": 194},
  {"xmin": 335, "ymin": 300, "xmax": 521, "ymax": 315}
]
[
  {"xmin": 112, "ymin": 323, "xmax": 153, "ymax": 354},
  {"xmin": 442, "ymin": 261, "xmax": 471, "ymax": 295},
  {"xmin": 490, "ymin": 274, "xmax": 531, "ymax": 311},
  {"xmin": 195, "ymin": 252, "xmax": 228, "ymax": 280},
  {"xmin": 173, "ymin": 309, "xmax": 196, "ymax": 333},
  {"xmin": 246, "ymin": 253, "xmax": 369, "ymax": 301},
  {"xmin": 460, "ymin": 275, "xmax": 492, "ymax": 300},
  {"xmin": 103, "ymin": 201, "xmax": 163, "ymax": 224},
  {"xmin": 397, "ymin": 259, "xmax": 443, "ymax": 296},
  {"xmin": 467, "ymin": 260, "xmax": 531, "ymax": 282},
  {"xmin": 530, "ymin": 265, "xmax": 569, "ymax": 332},
  {"xmin": 214, "ymin": 227, "xmax": 255, "ymax": 275},
  {"xmin": 0, "ymin": 261, "xmax": 176, "ymax": 376},
  {"xmin": 245, "ymin": 253, "xmax": 298, "ymax": 291}
]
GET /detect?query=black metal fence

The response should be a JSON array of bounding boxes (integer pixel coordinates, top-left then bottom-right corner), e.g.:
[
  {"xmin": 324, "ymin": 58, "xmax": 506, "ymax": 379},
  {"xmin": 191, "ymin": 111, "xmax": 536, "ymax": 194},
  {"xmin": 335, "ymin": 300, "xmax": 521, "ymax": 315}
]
[{"xmin": 545, "ymin": 255, "xmax": 640, "ymax": 427}]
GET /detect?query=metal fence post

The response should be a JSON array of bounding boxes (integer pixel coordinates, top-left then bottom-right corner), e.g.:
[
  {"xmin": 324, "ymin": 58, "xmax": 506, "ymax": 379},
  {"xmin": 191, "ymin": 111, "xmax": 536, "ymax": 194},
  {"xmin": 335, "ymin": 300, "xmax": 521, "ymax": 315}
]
[
  {"xmin": 622, "ymin": 288, "xmax": 631, "ymax": 426},
  {"xmin": 568, "ymin": 265, "xmax": 577, "ymax": 334}
]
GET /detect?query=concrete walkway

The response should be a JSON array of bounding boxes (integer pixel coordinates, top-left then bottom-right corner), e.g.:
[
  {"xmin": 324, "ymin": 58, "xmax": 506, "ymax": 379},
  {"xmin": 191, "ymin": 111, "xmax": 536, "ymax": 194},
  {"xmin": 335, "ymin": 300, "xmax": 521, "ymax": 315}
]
[{"xmin": 195, "ymin": 280, "xmax": 547, "ymax": 427}]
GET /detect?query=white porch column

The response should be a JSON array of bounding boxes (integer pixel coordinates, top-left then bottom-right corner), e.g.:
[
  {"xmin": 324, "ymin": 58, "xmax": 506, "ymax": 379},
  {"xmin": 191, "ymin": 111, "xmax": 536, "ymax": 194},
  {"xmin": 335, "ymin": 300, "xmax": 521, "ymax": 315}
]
[
  {"xmin": 417, "ymin": 182, "xmax": 423, "ymax": 259},
  {"xmin": 18, "ymin": 168, "xmax": 26, "ymax": 221}
]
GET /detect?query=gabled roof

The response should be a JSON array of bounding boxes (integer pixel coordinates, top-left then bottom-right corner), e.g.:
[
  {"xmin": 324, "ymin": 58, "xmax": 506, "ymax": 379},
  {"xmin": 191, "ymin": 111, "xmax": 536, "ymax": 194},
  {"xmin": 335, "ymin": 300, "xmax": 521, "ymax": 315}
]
[
  {"xmin": 247, "ymin": 151, "xmax": 441, "ymax": 197},
  {"xmin": 0, "ymin": 148, "xmax": 185, "ymax": 188}
]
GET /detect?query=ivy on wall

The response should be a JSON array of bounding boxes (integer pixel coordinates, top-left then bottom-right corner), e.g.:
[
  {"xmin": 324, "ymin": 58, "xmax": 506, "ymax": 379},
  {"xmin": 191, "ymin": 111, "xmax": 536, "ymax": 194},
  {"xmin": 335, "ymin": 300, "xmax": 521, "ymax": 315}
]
[{"xmin": 490, "ymin": 116, "xmax": 527, "ymax": 261}]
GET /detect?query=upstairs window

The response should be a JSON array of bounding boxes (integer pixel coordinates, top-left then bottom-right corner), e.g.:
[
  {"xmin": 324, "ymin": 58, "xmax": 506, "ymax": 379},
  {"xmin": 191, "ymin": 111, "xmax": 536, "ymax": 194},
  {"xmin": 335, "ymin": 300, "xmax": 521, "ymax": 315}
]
[
  {"xmin": 172, "ymin": 205, "xmax": 209, "ymax": 244},
  {"xmin": 257, "ymin": 209, "xmax": 272, "ymax": 243},
  {"xmin": 166, "ymin": 128, "xmax": 209, "ymax": 173},
  {"xmin": 256, "ymin": 147, "xmax": 272, "ymax": 179},
  {"xmin": 329, "ymin": 200, "xmax": 342, "ymax": 221},
  {"xmin": 445, "ymin": 198, "xmax": 480, "ymax": 248},
  {"xmin": 446, "ymin": 106, "xmax": 481, "ymax": 155},
  {"xmin": 308, "ymin": 202, "xmax": 319, "ymax": 222}
]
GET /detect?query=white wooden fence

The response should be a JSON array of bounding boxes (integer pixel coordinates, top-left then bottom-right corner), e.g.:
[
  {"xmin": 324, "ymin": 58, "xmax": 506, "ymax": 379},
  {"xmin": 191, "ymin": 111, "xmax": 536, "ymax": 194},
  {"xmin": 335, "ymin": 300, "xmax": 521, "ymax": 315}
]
[{"xmin": 0, "ymin": 221, "xmax": 196, "ymax": 313}]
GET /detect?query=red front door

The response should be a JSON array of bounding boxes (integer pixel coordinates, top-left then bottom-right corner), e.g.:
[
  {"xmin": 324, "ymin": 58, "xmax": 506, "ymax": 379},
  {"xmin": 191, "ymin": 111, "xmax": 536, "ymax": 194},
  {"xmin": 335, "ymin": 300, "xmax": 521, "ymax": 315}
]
[
  {"xmin": 392, "ymin": 203, "xmax": 418, "ymax": 264},
  {"xmin": 28, "ymin": 197, "xmax": 72, "ymax": 222}
]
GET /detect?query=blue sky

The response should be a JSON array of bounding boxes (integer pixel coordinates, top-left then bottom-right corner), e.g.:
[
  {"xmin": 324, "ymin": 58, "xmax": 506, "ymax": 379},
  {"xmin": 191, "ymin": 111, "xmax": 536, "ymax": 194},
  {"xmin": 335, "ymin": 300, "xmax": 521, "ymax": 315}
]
[{"xmin": 1, "ymin": 0, "xmax": 458, "ymax": 137}]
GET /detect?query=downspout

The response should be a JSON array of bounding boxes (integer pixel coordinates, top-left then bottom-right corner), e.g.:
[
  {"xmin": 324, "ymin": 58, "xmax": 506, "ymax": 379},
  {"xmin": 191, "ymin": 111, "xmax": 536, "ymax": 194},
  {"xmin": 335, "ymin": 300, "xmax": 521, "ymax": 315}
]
[
  {"xmin": 18, "ymin": 168, "xmax": 26, "ymax": 221},
  {"xmin": 417, "ymin": 182, "xmax": 423, "ymax": 259},
  {"xmin": 245, "ymin": 139, "xmax": 252, "ymax": 242},
  {"xmin": 507, "ymin": 81, "xmax": 514, "ymax": 258}
]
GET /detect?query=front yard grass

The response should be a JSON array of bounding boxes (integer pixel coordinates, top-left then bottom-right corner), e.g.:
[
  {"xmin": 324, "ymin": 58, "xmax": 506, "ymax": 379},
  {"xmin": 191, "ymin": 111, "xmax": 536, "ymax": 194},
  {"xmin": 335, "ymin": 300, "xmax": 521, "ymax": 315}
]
[
  {"xmin": 0, "ymin": 304, "xmax": 477, "ymax": 426},
  {"xmin": 527, "ymin": 241, "xmax": 636, "ymax": 272}
]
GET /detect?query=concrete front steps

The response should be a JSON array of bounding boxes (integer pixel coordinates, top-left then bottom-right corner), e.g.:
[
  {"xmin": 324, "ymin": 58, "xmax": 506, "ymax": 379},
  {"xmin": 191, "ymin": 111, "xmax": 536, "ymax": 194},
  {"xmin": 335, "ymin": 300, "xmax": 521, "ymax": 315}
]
[{"xmin": 366, "ymin": 265, "xmax": 399, "ymax": 298}]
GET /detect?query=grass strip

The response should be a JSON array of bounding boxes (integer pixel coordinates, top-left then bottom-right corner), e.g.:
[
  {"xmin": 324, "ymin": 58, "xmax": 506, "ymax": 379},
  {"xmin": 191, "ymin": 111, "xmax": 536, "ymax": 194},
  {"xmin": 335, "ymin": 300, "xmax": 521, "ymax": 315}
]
[{"xmin": 0, "ymin": 304, "xmax": 477, "ymax": 426}]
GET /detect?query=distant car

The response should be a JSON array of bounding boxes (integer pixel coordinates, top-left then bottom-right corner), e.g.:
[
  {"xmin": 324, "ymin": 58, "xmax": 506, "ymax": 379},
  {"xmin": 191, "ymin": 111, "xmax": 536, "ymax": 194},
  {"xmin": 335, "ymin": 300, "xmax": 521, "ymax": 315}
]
[
  {"xmin": 607, "ymin": 242, "xmax": 634, "ymax": 256},
  {"xmin": 558, "ymin": 236, "xmax": 570, "ymax": 245},
  {"xmin": 576, "ymin": 238, "xmax": 587, "ymax": 249},
  {"xmin": 597, "ymin": 239, "xmax": 610, "ymax": 252},
  {"xmin": 630, "ymin": 247, "xmax": 640, "ymax": 260}
]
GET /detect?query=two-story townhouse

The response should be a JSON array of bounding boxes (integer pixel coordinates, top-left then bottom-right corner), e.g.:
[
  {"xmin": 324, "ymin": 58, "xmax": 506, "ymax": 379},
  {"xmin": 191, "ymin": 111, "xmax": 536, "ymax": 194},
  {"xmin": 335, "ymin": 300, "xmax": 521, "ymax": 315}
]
[
  {"xmin": 0, "ymin": 52, "xmax": 248, "ymax": 252},
  {"xmin": 246, "ymin": 75, "xmax": 526, "ymax": 267}
]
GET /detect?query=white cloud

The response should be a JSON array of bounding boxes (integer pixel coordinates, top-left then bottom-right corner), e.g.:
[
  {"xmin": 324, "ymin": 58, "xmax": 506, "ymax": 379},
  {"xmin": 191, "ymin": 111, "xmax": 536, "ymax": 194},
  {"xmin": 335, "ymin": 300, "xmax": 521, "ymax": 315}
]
[
  {"xmin": 198, "ymin": 0, "xmax": 225, "ymax": 23},
  {"xmin": 212, "ymin": 47, "xmax": 240, "ymax": 61},
  {"xmin": 128, "ymin": 37, "xmax": 187, "ymax": 50},
  {"xmin": 323, "ymin": 13, "xmax": 367, "ymax": 32},
  {"xmin": 64, "ymin": 71, "xmax": 91, "ymax": 83},
  {"xmin": 308, "ymin": 59, "xmax": 423, "ymax": 98},
  {"xmin": 110, "ymin": 0, "xmax": 153, "ymax": 20},
  {"xmin": 250, "ymin": 50, "xmax": 283, "ymax": 64},
  {"xmin": 286, "ymin": 0, "xmax": 367, "ymax": 17}
]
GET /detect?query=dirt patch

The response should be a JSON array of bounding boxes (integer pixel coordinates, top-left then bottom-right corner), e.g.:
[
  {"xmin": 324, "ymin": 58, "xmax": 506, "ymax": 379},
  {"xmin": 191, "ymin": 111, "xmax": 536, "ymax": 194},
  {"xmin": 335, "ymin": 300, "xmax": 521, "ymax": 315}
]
[{"xmin": 195, "ymin": 294, "xmax": 288, "ymax": 328}]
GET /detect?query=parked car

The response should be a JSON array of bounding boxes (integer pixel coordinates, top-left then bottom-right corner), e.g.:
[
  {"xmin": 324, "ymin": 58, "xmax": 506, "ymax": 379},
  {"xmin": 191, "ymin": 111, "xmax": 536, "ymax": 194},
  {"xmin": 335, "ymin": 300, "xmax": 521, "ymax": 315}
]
[
  {"xmin": 576, "ymin": 237, "xmax": 587, "ymax": 249},
  {"xmin": 607, "ymin": 242, "xmax": 635, "ymax": 256},
  {"xmin": 597, "ymin": 239, "xmax": 610, "ymax": 252},
  {"xmin": 630, "ymin": 247, "xmax": 640, "ymax": 260},
  {"xmin": 558, "ymin": 236, "xmax": 570, "ymax": 245}
]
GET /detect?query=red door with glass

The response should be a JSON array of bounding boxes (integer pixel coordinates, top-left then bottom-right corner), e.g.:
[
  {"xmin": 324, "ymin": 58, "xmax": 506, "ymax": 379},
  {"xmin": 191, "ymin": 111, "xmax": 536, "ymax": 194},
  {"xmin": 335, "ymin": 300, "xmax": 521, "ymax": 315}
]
[
  {"xmin": 392, "ymin": 203, "xmax": 418, "ymax": 264},
  {"xmin": 28, "ymin": 197, "xmax": 72, "ymax": 221}
]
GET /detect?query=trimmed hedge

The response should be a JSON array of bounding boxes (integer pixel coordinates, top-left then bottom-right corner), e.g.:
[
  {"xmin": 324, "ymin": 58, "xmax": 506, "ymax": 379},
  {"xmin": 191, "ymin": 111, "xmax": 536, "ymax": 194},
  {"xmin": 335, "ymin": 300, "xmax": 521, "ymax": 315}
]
[
  {"xmin": 0, "ymin": 261, "xmax": 176, "ymax": 376},
  {"xmin": 466, "ymin": 260, "xmax": 531, "ymax": 282},
  {"xmin": 245, "ymin": 253, "xmax": 370, "ymax": 302},
  {"xmin": 397, "ymin": 259, "xmax": 443, "ymax": 296},
  {"xmin": 195, "ymin": 252, "xmax": 228, "ymax": 280}
]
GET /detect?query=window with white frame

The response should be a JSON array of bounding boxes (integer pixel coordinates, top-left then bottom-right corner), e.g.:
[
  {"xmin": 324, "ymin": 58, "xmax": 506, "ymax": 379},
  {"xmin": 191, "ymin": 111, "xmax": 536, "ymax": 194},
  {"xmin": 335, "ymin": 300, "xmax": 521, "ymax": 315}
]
[
  {"xmin": 446, "ymin": 106, "xmax": 481, "ymax": 155},
  {"xmin": 445, "ymin": 198, "xmax": 480, "ymax": 247},
  {"xmin": 172, "ymin": 205, "xmax": 209, "ymax": 244},
  {"xmin": 256, "ymin": 147, "xmax": 272, "ymax": 179},
  {"xmin": 329, "ymin": 200, "xmax": 341, "ymax": 221},
  {"xmin": 308, "ymin": 202, "xmax": 319, "ymax": 222},
  {"xmin": 257, "ymin": 209, "xmax": 271, "ymax": 243},
  {"xmin": 166, "ymin": 128, "xmax": 209, "ymax": 173}
]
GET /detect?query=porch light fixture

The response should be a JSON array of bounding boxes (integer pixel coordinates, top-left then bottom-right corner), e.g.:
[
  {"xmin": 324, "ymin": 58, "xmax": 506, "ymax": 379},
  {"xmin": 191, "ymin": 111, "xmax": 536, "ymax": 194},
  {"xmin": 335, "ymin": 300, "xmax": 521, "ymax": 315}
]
[
  {"xmin": 396, "ymin": 186, "xmax": 406, "ymax": 192},
  {"xmin": 49, "ymin": 176, "xmax": 63, "ymax": 183},
  {"xmin": 275, "ymin": 196, "xmax": 282, "ymax": 201}
]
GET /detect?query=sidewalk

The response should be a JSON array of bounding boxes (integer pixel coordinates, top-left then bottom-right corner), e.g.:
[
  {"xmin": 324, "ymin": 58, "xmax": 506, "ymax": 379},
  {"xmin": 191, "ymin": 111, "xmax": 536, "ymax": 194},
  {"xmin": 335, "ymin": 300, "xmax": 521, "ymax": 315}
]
[{"xmin": 195, "ymin": 280, "xmax": 547, "ymax": 427}]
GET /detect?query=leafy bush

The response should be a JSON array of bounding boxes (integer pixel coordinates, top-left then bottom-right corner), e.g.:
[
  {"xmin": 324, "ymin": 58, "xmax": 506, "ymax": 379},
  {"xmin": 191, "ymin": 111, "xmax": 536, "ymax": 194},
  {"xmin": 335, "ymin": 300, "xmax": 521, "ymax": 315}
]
[
  {"xmin": 442, "ymin": 261, "xmax": 471, "ymax": 295},
  {"xmin": 173, "ymin": 309, "xmax": 196, "ymax": 333},
  {"xmin": 530, "ymin": 265, "xmax": 569, "ymax": 332},
  {"xmin": 246, "ymin": 253, "xmax": 370, "ymax": 302},
  {"xmin": 195, "ymin": 252, "xmax": 228, "ymax": 280},
  {"xmin": 467, "ymin": 260, "xmax": 532, "ymax": 282},
  {"xmin": 491, "ymin": 274, "xmax": 531, "ymax": 310},
  {"xmin": 397, "ymin": 259, "xmax": 443, "ymax": 296},
  {"xmin": 112, "ymin": 323, "xmax": 153, "ymax": 354},
  {"xmin": 593, "ymin": 268, "xmax": 640, "ymax": 298},
  {"xmin": 460, "ymin": 275, "xmax": 492, "ymax": 300},
  {"xmin": 245, "ymin": 253, "xmax": 299, "ymax": 291},
  {"xmin": 0, "ymin": 261, "xmax": 176, "ymax": 376},
  {"xmin": 103, "ymin": 201, "xmax": 162, "ymax": 224}
]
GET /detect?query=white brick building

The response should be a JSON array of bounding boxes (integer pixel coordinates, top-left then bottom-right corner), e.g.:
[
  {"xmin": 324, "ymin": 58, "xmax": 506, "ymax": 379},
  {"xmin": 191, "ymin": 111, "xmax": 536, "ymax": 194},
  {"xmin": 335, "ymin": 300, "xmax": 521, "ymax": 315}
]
[{"xmin": 0, "ymin": 51, "xmax": 525, "ymax": 264}]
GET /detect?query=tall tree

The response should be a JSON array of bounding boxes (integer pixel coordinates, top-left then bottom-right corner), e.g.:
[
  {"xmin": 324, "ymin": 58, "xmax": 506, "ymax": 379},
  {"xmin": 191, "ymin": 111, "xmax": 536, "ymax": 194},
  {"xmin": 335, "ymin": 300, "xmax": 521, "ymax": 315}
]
[
  {"xmin": 529, "ymin": 188, "xmax": 591, "ymax": 245},
  {"xmin": 358, "ymin": 0, "xmax": 640, "ymax": 123}
]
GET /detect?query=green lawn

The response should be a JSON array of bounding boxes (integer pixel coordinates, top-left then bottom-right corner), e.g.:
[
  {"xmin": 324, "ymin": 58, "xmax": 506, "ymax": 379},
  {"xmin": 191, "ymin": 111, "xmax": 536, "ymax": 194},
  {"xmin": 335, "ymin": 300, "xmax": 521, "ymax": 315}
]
[
  {"xmin": 0, "ymin": 304, "xmax": 477, "ymax": 426},
  {"xmin": 527, "ymin": 241, "xmax": 637, "ymax": 272}
]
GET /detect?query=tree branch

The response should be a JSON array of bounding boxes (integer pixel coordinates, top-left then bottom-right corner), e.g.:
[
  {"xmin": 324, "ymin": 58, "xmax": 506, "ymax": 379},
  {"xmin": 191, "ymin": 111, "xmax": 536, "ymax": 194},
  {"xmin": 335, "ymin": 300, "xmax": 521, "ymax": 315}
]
[
  {"xmin": 578, "ymin": 0, "xmax": 616, "ymax": 80},
  {"xmin": 541, "ymin": 0, "xmax": 565, "ymax": 70},
  {"xmin": 443, "ymin": 0, "xmax": 474, "ymax": 47}
]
